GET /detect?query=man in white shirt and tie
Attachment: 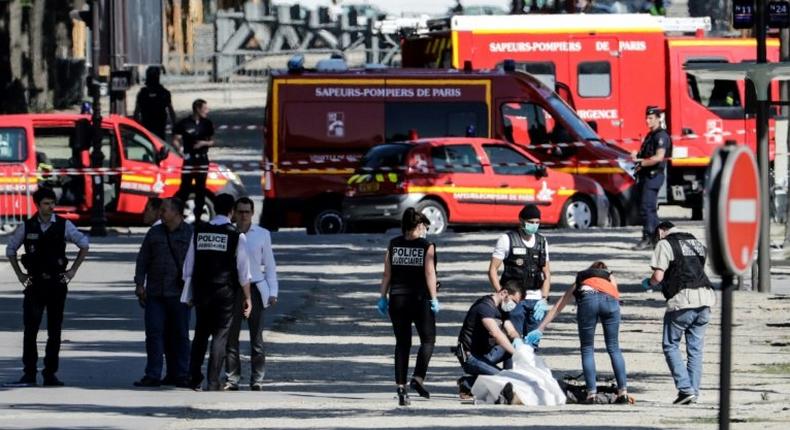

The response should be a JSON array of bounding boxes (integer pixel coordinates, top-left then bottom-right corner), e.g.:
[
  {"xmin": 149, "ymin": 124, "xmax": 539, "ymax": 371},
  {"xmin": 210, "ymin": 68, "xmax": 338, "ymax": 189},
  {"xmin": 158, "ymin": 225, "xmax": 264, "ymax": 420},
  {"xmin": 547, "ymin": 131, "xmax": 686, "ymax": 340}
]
[{"xmin": 224, "ymin": 197, "xmax": 279, "ymax": 391}]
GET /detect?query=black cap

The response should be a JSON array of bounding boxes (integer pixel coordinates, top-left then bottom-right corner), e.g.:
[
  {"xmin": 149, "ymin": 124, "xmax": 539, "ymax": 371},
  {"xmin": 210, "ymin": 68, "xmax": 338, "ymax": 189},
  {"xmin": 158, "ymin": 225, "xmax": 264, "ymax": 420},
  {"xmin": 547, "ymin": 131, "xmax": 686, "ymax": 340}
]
[
  {"xmin": 519, "ymin": 204, "xmax": 541, "ymax": 220},
  {"xmin": 654, "ymin": 220, "xmax": 675, "ymax": 236},
  {"xmin": 646, "ymin": 105, "xmax": 663, "ymax": 116}
]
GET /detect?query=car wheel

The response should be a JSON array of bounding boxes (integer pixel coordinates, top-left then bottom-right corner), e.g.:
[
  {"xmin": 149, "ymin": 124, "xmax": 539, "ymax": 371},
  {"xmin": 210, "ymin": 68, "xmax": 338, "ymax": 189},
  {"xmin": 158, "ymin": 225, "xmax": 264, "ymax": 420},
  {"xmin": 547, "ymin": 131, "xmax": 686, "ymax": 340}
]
[
  {"xmin": 560, "ymin": 196, "xmax": 595, "ymax": 229},
  {"xmin": 184, "ymin": 196, "xmax": 214, "ymax": 224},
  {"xmin": 607, "ymin": 204, "xmax": 623, "ymax": 227},
  {"xmin": 417, "ymin": 200, "xmax": 447, "ymax": 235},
  {"xmin": 308, "ymin": 207, "xmax": 346, "ymax": 235}
]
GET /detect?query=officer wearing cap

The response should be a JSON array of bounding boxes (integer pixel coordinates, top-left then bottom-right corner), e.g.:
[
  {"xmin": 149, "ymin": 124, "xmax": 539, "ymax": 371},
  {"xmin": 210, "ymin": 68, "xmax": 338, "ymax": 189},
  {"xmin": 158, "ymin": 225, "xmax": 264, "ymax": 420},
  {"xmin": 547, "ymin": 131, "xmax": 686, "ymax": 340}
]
[
  {"xmin": 487, "ymin": 204, "xmax": 551, "ymax": 338},
  {"xmin": 633, "ymin": 106, "xmax": 672, "ymax": 250},
  {"xmin": 180, "ymin": 193, "xmax": 252, "ymax": 391}
]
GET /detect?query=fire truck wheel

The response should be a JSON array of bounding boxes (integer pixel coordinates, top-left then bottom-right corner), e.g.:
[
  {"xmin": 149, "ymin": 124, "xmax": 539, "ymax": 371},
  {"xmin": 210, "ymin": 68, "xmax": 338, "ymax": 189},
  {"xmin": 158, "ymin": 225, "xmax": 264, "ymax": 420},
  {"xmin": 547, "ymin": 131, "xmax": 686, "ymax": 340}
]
[
  {"xmin": 560, "ymin": 195, "xmax": 595, "ymax": 230},
  {"xmin": 416, "ymin": 200, "xmax": 447, "ymax": 235},
  {"xmin": 184, "ymin": 196, "xmax": 215, "ymax": 224},
  {"xmin": 308, "ymin": 207, "xmax": 346, "ymax": 235}
]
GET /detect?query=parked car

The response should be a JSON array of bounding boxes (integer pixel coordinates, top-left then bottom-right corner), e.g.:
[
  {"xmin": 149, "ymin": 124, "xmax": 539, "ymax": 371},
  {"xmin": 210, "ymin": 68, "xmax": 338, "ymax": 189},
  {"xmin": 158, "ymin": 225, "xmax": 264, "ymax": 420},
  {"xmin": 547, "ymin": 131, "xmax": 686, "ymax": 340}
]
[
  {"xmin": 0, "ymin": 114, "xmax": 245, "ymax": 227},
  {"xmin": 342, "ymin": 137, "xmax": 609, "ymax": 234}
]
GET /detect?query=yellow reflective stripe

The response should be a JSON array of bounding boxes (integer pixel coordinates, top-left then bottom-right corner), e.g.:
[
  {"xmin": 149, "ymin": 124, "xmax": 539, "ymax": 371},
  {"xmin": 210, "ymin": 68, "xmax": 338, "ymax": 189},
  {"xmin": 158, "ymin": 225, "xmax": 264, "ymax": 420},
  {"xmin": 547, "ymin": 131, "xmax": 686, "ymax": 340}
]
[
  {"xmin": 388, "ymin": 173, "xmax": 398, "ymax": 182},
  {"xmin": 671, "ymin": 157, "xmax": 710, "ymax": 166},
  {"xmin": 207, "ymin": 179, "xmax": 227, "ymax": 187},
  {"xmin": 121, "ymin": 174, "xmax": 155, "ymax": 184},
  {"xmin": 557, "ymin": 189, "xmax": 576, "ymax": 196},
  {"xmin": 0, "ymin": 177, "xmax": 37, "ymax": 184},
  {"xmin": 165, "ymin": 178, "xmax": 181, "ymax": 186},
  {"xmin": 553, "ymin": 167, "xmax": 625, "ymax": 174},
  {"xmin": 375, "ymin": 173, "xmax": 384, "ymax": 182},
  {"xmin": 668, "ymin": 39, "xmax": 780, "ymax": 47},
  {"xmin": 452, "ymin": 31, "xmax": 459, "ymax": 69},
  {"xmin": 409, "ymin": 186, "xmax": 536, "ymax": 195},
  {"xmin": 347, "ymin": 174, "xmax": 360, "ymax": 185}
]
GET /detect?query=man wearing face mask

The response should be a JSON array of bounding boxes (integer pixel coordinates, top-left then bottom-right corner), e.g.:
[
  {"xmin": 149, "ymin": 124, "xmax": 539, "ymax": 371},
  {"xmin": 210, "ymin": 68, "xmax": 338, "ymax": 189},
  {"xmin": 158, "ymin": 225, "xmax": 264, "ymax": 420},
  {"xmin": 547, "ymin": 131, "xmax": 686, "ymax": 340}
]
[
  {"xmin": 487, "ymin": 204, "xmax": 551, "ymax": 339},
  {"xmin": 455, "ymin": 281, "xmax": 524, "ymax": 400}
]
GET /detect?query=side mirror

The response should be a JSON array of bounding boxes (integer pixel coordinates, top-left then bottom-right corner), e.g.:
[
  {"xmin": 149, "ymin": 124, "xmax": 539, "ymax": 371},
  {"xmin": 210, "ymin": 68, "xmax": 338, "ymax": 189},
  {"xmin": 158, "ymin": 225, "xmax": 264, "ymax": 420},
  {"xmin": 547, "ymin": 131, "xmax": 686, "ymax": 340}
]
[
  {"xmin": 155, "ymin": 146, "xmax": 169, "ymax": 163},
  {"xmin": 535, "ymin": 164, "xmax": 548, "ymax": 178},
  {"xmin": 586, "ymin": 120, "xmax": 598, "ymax": 132}
]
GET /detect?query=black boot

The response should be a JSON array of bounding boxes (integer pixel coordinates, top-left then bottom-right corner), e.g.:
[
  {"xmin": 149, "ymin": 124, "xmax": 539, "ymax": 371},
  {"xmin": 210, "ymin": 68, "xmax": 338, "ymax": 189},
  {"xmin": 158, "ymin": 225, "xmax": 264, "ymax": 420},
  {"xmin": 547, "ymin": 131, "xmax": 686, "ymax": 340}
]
[
  {"xmin": 397, "ymin": 386, "xmax": 411, "ymax": 406},
  {"xmin": 410, "ymin": 378, "xmax": 430, "ymax": 399}
]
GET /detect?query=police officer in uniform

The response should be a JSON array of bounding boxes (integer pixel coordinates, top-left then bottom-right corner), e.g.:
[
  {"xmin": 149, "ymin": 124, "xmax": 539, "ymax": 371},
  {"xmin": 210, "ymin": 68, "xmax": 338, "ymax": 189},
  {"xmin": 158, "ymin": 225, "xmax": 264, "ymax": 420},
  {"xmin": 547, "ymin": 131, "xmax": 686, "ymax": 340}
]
[
  {"xmin": 133, "ymin": 66, "xmax": 176, "ymax": 140},
  {"xmin": 174, "ymin": 99, "xmax": 215, "ymax": 222},
  {"xmin": 633, "ymin": 106, "xmax": 671, "ymax": 250},
  {"xmin": 488, "ymin": 204, "xmax": 551, "ymax": 338},
  {"xmin": 644, "ymin": 221, "xmax": 715, "ymax": 405},
  {"xmin": 181, "ymin": 194, "xmax": 252, "ymax": 391},
  {"xmin": 6, "ymin": 187, "xmax": 89, "ymax": 386},
  {"xmin": 378, "ymin": 208, "xmax": 440, "ymax": 406}
]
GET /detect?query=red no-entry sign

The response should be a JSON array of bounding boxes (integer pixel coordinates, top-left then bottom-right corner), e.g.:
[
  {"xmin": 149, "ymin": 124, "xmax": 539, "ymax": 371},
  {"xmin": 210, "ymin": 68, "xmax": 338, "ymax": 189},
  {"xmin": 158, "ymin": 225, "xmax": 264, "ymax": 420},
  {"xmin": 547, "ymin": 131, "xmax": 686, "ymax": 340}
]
[{"xmin": 706, "ymin": 145, "xmax": 761, "ymax": 276}]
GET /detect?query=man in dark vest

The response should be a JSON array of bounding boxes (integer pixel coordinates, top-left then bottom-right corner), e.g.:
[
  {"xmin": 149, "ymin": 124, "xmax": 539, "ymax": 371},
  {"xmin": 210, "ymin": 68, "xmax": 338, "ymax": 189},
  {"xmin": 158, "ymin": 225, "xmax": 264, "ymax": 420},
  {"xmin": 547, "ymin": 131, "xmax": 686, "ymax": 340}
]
[
  {"xmin": 180, "ymin": 193, "xmax": 252, "ymax": 391},
  {"xmin": 487, "ymin": 204, "xmax": 551, "ymax": 338},
  {"xmin": 633, "ymin": 105, "xmax": 672, "ymax": 250},
  {"xmin": 5, "ymin": 187, "xmax": 89, "ymax": 386},
  {"xmin": 133, "ymin": 66, "xmax": 176, "ymax": 140},
  {"xmin": 644, "ymin": 221, "xmax": 715, "ymax": 405}
]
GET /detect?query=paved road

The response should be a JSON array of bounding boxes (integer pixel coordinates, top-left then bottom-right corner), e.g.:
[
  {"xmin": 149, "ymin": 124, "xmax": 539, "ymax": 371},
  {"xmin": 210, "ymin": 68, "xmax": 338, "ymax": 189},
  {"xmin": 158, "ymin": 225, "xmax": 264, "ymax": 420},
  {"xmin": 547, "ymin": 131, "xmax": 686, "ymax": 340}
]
[{"xmin": 1, "ymin": 220, "xmax": 789, "ymax": 429}]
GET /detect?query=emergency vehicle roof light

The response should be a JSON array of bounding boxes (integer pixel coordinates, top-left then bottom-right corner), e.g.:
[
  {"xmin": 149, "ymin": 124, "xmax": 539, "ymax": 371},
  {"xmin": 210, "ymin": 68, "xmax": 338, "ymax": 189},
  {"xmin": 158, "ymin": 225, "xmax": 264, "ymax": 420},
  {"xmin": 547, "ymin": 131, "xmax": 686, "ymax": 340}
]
[
  {"xmin": 316, "ymin": 57, "xmax": 348, "ymax": 72},
  {"xmin": 287, "ymin": 55, "xmax": 305, "ymax": 73},
  {"xmin": 655, "ymin": 16, "xmax": 711, "ymax": 33},
  {"xmin": 503, "ymin": 59, "xmax": 516, "ymax": 73}
]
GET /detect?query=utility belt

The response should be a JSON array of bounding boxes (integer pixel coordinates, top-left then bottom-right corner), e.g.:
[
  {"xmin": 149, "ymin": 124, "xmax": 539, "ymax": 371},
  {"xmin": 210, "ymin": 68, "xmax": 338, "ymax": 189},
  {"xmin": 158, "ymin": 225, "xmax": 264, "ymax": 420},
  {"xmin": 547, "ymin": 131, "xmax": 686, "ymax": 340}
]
[
  {"xmin": 20, "ymin": 255, "xmax": 67, "ymax": 278},
  {"xmin": 184, "ymin": 153, "xmax": 209, "ymax": 165},
  {"xmin": 638, "ymin": 168, "xmax": 664, "ymax": 180}
]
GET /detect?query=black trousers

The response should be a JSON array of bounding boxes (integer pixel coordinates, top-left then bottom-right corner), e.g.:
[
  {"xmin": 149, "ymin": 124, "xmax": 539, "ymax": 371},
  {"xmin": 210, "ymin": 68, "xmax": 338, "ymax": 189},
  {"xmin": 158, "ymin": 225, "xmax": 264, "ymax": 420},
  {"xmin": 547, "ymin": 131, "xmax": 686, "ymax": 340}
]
[
  {"xmin": 23, "ymin": 279, "xmax": 67, "ymax": 377},
  {"xmin": 388, "ymin": 294, "xmax": 436, "ymax": 385},
  {"xmin": 175, "ymin": 160, "xmax": 209, "ymax": 220},
  {"xmin": 226, "ymin": 286, "xmax": 266, "ymax": 385},
  {"xmin": 189, "ymin": 285, "xmax": 236, "ymax": 390}
]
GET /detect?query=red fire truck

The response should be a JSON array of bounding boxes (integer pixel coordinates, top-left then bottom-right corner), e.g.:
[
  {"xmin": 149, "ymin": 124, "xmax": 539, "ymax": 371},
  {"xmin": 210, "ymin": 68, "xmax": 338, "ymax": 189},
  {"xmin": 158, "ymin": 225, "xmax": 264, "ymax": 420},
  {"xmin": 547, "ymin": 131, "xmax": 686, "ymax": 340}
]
[
  {"xmin": 400, "ymin": 13, "xmax": 780, "ymax": 218},
  {"xmin": 261, "ymin": 61, "xmax": 634, "ymax": 234}
]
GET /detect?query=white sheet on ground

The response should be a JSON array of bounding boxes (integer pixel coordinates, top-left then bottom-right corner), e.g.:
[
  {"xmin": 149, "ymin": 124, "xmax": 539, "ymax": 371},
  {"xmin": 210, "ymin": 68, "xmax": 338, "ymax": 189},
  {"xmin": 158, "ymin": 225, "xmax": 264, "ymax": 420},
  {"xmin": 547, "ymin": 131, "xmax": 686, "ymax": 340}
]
[{"xmin": 471, "ymin": 344, "xmax": 566, "ymax": 406}]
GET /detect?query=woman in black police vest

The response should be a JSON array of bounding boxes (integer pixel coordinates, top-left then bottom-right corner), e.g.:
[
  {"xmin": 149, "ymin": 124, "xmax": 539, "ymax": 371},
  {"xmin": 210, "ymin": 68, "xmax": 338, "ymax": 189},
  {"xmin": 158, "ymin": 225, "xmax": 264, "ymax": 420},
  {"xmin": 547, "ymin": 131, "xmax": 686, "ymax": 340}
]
[{"xmin": 378, "ymin": 208, "xmax": 440, "ymax": 406}]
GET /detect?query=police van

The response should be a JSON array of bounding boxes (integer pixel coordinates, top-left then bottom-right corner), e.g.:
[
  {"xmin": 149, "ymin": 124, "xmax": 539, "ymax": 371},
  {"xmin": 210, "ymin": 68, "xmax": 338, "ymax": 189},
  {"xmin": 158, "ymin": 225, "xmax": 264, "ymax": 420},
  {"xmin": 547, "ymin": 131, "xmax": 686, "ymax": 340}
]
[{"xmin": 262, "ymin": 58, "xmax": 635, "ymax": 234}]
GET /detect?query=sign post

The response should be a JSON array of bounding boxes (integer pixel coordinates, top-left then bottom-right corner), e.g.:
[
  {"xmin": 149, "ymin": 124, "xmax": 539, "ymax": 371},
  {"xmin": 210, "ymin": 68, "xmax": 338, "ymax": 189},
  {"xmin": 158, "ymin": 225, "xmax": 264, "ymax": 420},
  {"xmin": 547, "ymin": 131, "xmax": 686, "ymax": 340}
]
[{"xmin": 705, "ymin": 145, "xmax": 761, "ymax": 430}]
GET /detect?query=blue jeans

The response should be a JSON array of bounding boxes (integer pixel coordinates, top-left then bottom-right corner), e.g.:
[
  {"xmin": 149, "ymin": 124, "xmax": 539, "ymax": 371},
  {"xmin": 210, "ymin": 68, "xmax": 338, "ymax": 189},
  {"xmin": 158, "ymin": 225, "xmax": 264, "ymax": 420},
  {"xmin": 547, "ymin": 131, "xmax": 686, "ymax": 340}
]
[
  {"xmin": 509, "ymin": 298, "xmax": 541, "ymax": 337},
  {"xmin": 577, "ymin": 292, "xmax": 627, "ymax": 393},
  {"xmin": 459, "ymin": 345, "xmax": 512, "ymax": 391},
  {"xmin": 144, "ymin": 296, "xmax": 191, "ymax": 380},
  {"xmin": 662, "ymin": 306, "xmax": 710, "ymax": 396}
]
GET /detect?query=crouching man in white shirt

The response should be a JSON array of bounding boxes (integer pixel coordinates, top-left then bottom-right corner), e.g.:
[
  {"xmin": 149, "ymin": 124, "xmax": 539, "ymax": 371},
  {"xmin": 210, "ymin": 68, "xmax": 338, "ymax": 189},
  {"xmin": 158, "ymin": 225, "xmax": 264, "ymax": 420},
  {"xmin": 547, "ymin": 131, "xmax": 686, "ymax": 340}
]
[{"xmin": 224, "ymin": 197, "xmax": 279, "ymax": 391}]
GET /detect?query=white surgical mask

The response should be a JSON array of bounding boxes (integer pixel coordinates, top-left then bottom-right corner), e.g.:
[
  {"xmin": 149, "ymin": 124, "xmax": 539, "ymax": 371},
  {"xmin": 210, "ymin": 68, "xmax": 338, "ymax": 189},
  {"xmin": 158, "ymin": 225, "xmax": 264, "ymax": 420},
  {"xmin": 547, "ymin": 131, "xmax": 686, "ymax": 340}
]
[{"xmin": 501, "ymin": 299, "xmax": 516, "ymax": 313}]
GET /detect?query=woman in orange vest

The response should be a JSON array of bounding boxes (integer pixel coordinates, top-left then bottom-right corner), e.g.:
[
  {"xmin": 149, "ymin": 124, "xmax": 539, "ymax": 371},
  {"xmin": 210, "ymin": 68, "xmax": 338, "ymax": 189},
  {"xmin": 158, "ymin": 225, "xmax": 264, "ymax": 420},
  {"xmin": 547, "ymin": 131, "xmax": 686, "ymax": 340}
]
[{"xmin": 526, "ymin": 261, "xmax": 628, "ymax": 404}]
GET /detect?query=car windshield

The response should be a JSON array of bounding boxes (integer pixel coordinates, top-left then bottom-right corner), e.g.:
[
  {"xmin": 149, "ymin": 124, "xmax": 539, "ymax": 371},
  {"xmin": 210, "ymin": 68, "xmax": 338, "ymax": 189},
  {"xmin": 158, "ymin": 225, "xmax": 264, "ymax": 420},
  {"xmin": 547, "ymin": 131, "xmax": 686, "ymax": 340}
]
[
  {"xmin": 545, "ymin": 93, "xmax": 602, "ymax": 145},
  {"xmin": 360, "ymin": 143, "xmax": 411, "ymax": 170},
  {"xmin": 0, "ymin": 128, "xmax": 27, "ymax": 162}
]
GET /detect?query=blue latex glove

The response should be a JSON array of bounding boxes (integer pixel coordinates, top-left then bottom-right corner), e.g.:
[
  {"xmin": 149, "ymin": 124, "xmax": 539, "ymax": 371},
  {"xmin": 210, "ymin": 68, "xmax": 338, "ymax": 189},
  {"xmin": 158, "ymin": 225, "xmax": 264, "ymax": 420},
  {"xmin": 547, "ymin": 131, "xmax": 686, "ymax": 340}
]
[
  {"xmin": 532, "ymin": 299, "xmax": 549, "ymax": 321},
  {"xmin": 641, "ymin": 278, "xmax": 652, "ymax": 291},
  {"xmin": 430, "ymin": 298, "xmax": 441, "ymax": 314},
  {"xmin": 525, "ymin": 329, "xmax": 543, "ymax": 347},
  {"xmin": 377, "ymin": 297, "xmax": 388, "ymax": 317},
  {"xmin": 512, "ymin": 337, "xmax": 525, "ymax": 349}
]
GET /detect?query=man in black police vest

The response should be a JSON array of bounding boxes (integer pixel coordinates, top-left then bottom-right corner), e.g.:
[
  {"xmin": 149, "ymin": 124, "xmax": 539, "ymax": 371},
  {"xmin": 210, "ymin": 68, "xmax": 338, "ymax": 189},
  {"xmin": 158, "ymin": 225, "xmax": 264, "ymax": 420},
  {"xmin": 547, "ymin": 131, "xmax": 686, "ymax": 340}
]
[
  {"xmin": 643, "ymin": 221, "xmax": 715, "ymax": 405},
  {"xmin": 6, "ymin": 187, "xmax": 89, "ymax": 386},
  {"xmin": 633, "ymin": 105, "xmax": 672, "ymax": 250},
  {"xmin": 487, "ymin": 204, "xmax": 551, "ymax": 339},
  {"xmin": 181, "ymin": 193, "xmax": 252, "ymax": 391}
]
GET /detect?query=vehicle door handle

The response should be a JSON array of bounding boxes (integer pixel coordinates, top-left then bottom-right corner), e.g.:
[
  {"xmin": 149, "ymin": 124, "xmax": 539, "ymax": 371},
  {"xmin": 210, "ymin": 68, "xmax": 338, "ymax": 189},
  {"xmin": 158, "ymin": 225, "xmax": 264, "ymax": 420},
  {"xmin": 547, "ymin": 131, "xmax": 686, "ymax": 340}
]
[
  {"xmin": 612, "ymin": 119, "xmax": 623, "ymax": 127},
  {"xmin": 444, "ymin": 179, "xmax": 454, "ymax": 185},
  {"xmin": 682, "ymin": 128, "xmax": 695, "ymax": 136},
  {"xmin": 500, "ymin": 183, "xmax": 509, "ymax": 188}
]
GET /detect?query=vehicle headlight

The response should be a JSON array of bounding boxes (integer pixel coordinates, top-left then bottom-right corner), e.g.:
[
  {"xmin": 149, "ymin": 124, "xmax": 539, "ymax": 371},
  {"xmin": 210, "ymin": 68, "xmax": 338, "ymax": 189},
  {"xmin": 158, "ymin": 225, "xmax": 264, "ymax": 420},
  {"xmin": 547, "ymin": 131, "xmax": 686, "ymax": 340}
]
[
  {"xmin": 616, "ymin": 158, "xmax": 636, "ymax": 179},
  {"xmin": 218, "ymin": 165, "xmax": 242, "ymax": 184}
]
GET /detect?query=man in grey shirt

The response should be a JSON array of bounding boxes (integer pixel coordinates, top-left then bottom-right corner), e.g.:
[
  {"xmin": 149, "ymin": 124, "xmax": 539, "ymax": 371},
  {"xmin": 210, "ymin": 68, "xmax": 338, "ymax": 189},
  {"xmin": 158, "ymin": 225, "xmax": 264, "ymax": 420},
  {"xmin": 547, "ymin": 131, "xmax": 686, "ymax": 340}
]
[{"xmin": 134, "ymin": 198, "xmax": 193, "ymax": 387}]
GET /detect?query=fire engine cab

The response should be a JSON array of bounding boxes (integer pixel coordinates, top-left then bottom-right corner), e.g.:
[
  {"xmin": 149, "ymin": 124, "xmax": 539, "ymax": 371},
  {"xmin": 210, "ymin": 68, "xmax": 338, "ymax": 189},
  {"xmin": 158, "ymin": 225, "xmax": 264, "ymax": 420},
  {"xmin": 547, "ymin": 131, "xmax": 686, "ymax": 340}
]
[{"xmin": 400, "ymin": 13, "xmax": 780, "ymax": 218}]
